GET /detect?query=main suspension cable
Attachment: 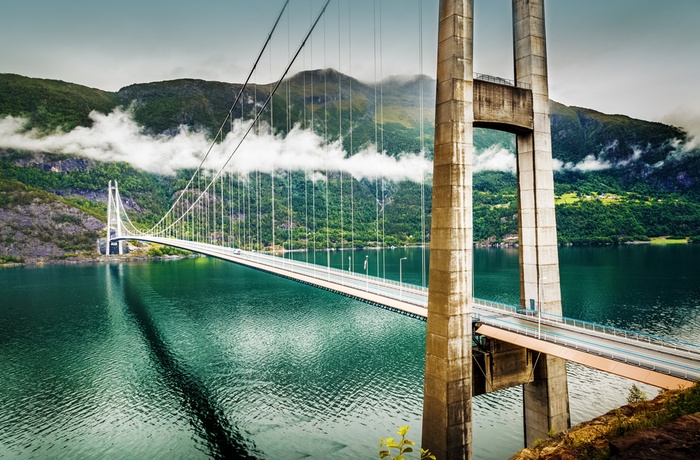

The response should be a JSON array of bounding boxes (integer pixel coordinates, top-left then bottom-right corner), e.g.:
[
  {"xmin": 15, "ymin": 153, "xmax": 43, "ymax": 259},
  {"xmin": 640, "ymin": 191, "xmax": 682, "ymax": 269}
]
[
  {"xmin": 153, "ymin": 0, "xmax": 332, "ymax": 238},
  {"xmin": 146, "ymin": 0, "xmax": 291, "ymax": 234}
]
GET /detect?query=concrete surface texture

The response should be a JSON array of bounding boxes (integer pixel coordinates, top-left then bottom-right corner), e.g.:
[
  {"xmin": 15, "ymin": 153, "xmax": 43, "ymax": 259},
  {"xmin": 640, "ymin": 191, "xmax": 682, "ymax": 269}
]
[{"xmin": 422, "ymin": 0, "xmax": 475, "ymax": 458}]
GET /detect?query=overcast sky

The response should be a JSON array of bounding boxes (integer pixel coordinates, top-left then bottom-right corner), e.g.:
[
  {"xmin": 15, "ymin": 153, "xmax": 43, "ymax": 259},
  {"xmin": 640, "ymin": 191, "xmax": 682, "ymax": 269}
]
[{"xmin": 2, "ymin": 0, "xmax": 699, "ymax": 133}]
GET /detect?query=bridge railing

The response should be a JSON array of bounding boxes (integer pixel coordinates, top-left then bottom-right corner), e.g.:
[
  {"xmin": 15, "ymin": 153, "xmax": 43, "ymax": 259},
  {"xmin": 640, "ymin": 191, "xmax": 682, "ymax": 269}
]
[
  {"xmin": 170, "ymin": 239, "xmax": 429, "ymax": 305},
  {"xmin": 474, "ymin": 297, "xmax": 520, "ymax": 314},
  {"xmin": 474, "ymin": 73, "xmax": 532, "ymax": 90},
  {"xmin": 247, "ymin": 248, "xmax": 430, "ymax": 301},
  {"xmin": 474, "ymin": 312, "xmax": 700, "ymax": 381},
  {"xmin": 538, "ymin": 310, "xmax": 700, "ymax": 357},
  {"xmin": 471, "ymin": 297, "xmax": 700, "ymax": 358}
]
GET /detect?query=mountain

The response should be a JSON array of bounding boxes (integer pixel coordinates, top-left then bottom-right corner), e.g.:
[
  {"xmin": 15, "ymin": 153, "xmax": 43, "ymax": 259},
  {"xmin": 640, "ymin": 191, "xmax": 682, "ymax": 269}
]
[
  {"xmin": 0, "ymin": 74, "xmax": 119, "ymax": 132},
  {"xmin": 1, "ymin": 71, "xmax": 699, "ymax": 263}
]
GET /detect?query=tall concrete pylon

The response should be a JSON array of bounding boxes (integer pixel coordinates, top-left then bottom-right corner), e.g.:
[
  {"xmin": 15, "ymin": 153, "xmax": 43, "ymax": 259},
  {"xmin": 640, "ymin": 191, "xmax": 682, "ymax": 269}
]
[
  {"xmin": 422, "ymin": 1, "xmax": 569, "ymax": 458},
  {"xmin": 422, "ymin": 1, "xmax": 475, "ymax": 458},
  {"xmin": 512, "ymin": 0, "xmax": 570, "ymax": 446}
]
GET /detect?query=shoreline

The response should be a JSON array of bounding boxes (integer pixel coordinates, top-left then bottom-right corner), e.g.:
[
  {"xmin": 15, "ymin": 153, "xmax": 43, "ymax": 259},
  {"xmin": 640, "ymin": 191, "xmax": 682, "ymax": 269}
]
[{"xmin": 1, "ymin": 237, "xmax": 695, "ymax": 269}]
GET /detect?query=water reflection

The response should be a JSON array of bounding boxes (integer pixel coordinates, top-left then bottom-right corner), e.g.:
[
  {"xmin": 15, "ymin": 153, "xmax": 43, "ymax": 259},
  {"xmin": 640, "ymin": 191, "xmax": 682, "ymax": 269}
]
[{"xmin": 117, "ymin": 267, "xmax": 259, "ymax": 459}]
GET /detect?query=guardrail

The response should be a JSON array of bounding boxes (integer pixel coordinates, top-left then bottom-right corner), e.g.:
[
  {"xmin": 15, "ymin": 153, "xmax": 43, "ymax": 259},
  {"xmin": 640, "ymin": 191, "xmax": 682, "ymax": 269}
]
[
  {"xmin": 538, "ymin": 311, "xmax": 700, "ymax": 356},
  {"xmin": 470, "ymin": 297, "xmax": 700, "ymax": 358},
  {"xmin": 475, "ymin": 313, "xmax": 700, "ymax": 382},
  {"xmin": 155, "ymin": 238, "xmax": 429, "ymax": 306},
  {"xmin": 474, "ymin": 73, "xmax": 531, "ymax": 90}
]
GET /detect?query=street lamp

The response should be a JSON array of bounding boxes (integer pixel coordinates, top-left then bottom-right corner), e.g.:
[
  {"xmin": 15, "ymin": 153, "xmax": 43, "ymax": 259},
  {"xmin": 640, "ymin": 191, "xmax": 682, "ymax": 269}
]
[
  {"xmin": 399, "ymin": 257, "xmax": 407, "ymax": 300},
  {"xmin": 538, "ymin": 276, "xmax": 547, "ymax": 340},
  {"xmin": 365, "ymin": 255, "xmax": 369, "ymax": 291}
]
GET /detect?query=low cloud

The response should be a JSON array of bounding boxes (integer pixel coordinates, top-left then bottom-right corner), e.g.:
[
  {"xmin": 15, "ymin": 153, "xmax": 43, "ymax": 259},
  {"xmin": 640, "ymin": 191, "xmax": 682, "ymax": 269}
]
[
  {"xmin": 0, "ymin": 109, "xmax": 432, "ymax": 182},
  {"xmin": 471, "ymin": 146, "xmax": 617, "ymax": 174},
  {"xmin": 0, "ymin": 110, "xmax": 210, "ymax": 175},
  {"xmin": 663, "ymin": 106, "xmax": 700, "ymax": 152},
  {"xmin": 474, "ymin": 145, "xmax": 516, "ymax": 173},
  {"xmin": 6, "ymin": 110, "xmax": 692, "ymax": 181},
  {"xmin": 617, "ymin": 147, "xmax": 643, "ymax": 167},
  {"xmin": 554, "ymin": 154, "xmax": 613, "ymax": 172}
]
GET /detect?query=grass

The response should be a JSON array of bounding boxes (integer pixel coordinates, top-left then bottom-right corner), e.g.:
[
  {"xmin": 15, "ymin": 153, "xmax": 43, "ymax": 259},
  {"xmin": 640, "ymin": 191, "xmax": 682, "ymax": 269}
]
[
  {"xmin": 147, "ymin": 244, "xmax": 192, "ymax": 257},
  {"xmin": 555, "ymin": 192, "xmax": 580, "ymax": 205},
  {"xmin": 650, "ymin": 237, "xmax": 688, "ymax": 245},
  {"xmin": 599, "ymin": 194, "xmax": 621, "ymax": 205},
  {"xmin": 0, "ymin": 254, "xmax": 24, "ymax": 264}
]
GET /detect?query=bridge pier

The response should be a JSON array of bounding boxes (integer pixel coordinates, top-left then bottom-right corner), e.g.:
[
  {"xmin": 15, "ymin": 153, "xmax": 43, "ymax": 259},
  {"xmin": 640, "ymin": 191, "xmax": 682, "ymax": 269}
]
[
  {"xmin": 512, "ymin": 0, "xmax": 570, "ymax": 445},
  {"xmin": 421, "ymin": 0, "xmax": 474, "ymax": 459},
  {"xmin": 423, "ymin": 0, "xmax": 569, "ymax": 457}
]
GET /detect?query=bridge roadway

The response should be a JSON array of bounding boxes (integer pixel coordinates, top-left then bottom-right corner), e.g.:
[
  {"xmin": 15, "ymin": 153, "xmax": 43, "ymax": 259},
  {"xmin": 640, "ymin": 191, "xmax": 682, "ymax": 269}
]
[{"xmin": 115, "ymin": 236, "xmax": 700, "ymax": 389}]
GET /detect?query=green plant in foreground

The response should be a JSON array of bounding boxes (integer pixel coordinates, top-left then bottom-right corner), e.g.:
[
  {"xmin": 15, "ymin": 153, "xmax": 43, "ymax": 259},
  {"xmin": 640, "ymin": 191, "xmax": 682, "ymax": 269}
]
[
  {"xmin": 379, "ymin": 426, "xmax": 436, "ymax": 460},
  {"xmin": 626, "ymin": 384, "xmax": 647, "ymax": 404}
]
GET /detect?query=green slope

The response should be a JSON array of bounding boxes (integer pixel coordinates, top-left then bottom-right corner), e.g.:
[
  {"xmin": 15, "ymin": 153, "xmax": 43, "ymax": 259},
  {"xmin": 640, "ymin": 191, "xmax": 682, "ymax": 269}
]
[
  {"xmin": 0, "ymin": 74, "xmax": 118, "ymax": 132},
  {"xmin": 1, "ymin": 71, "xmax": 700, "ymax": 256}
]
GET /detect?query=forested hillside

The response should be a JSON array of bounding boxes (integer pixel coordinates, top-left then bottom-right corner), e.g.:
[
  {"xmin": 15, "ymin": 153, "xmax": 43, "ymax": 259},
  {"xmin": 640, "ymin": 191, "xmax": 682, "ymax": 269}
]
[{"xmin": 1, "ymin": 71, "xmax": 699, "ymax": 262}]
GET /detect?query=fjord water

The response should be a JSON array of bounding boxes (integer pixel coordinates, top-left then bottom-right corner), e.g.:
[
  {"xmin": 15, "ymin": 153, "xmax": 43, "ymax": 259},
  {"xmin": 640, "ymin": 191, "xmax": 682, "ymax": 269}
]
[{"xmin": 1, "ymin": 246, "xmax": 698, "ymax": 459}]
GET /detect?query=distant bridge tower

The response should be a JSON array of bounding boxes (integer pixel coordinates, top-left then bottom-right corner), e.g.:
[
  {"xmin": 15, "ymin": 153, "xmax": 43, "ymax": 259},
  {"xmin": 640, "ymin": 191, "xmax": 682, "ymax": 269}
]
[
  {"xmin": 422, "ymin": 0, "xmax": 569, "ymax": 458},
  {"xmin": 106, "ymin": 180, "xmax": 124, "ymax": 255}
]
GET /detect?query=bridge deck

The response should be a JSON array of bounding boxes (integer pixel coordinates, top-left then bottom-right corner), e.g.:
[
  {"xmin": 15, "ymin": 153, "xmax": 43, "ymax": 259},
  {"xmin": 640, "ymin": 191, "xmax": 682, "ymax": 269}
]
[
  {"xmin": 476, "ymin": 324, "xmax": 691, "ymax": 390},
  {"xmin": 114, "ymin": 236, "xmax": 700, "ymax": 388}
]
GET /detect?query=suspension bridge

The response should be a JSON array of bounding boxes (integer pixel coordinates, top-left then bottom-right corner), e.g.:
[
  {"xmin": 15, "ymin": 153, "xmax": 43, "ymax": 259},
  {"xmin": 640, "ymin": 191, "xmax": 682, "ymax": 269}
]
[{"xmin": 105, "ymin": 1, "xmax": 699, "ymax": 458}]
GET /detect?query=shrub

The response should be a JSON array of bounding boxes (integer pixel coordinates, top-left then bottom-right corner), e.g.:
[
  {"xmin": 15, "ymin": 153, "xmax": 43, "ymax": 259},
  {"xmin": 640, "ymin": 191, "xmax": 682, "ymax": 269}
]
[
  {"xmin": 627, "ymin": 384, "xmax": 647, "ymax": 404},
  {"xmin": 379, "ymin": 426, "xmax": 435, "ymax": 460},
  {"xmin": 0, "ymin": 255, "xmax": 24, "ymax": 264}
]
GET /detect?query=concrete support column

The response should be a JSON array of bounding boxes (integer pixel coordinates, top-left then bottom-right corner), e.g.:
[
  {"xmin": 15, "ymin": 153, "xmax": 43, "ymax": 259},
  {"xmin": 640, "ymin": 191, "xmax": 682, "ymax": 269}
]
[
  {"xmin": 523, "ymin": 354, "xmax": 570, "ymax": 444},
  {"xmin": 107, "ymin": 180, "xmax": 113, "ymax": 255},
  {"xmin": 513, "ymin": 0, "xmax": 570, "ymax": 445},
  {"xmin": 422, "ymin": 1, "xmax": 474, "ymax": 459},
  {"xmin": 114, "ymin": 181, "xmax": 124, "ymax": 255}
]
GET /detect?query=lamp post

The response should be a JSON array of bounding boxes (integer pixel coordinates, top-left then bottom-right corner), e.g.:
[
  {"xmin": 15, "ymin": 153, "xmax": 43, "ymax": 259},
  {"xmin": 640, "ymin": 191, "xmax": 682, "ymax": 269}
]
[
  {"xmin": 365, "ymin": 255, "xmax": 369, "ymax": 291},
  {"xmin": 538, "ymin": 276, "xmax": 547, "ymax": 340},
  {"xmin": 399, "ymin": 257, "xmax": 407, "ymax": 300},
  {"xmin": 348, "ymin": 256, "xmax": 351, "ymax": 272}
]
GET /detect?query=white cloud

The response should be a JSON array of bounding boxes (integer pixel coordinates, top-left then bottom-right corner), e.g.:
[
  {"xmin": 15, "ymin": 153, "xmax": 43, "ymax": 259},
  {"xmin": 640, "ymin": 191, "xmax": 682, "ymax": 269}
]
[
  {"xmin": 663, "ymin": 106, "xmax": 700, "ymax": 152},
  {"xmin": 0, "ymin": 109, "xmax": 432, "ymax": 182},
  {"xmin": 0, "ymin": 110, "xmax": 210, "ymax": 175},
  {"xmin": 8, "ymin": 110, "xmax": 691, "ymax": 183},
  {"xmin": 473, "ymin": 145, "xmax": 516, "ymax": 173},
  {"xmin": 554, "ymin": 154, "xmax": 613, "ymax": 172},
  {"xmin": 617, "ymin": 147, "xmax": 643, "ymax": 167},
  {"xmin": 571, "ymin": 154, "xmax": 613, "ymax": 172}
]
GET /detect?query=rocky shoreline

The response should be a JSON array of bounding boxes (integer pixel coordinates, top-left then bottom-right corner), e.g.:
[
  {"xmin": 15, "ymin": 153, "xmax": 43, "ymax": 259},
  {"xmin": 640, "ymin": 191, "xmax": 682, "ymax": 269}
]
[{"xmin": 510, "ymin": 384, "xmax": 700, "ymax": 460}]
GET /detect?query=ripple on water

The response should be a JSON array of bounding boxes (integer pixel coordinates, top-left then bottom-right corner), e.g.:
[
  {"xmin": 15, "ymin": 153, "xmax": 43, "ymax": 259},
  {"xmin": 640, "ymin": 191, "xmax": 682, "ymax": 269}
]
[{"xmin": 2, "ymin": 251, "xmax": 698, "ymax": 460}]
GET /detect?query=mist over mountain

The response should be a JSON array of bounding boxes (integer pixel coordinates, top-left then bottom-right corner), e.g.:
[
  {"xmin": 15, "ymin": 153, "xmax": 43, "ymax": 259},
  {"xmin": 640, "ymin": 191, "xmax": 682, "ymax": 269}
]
[{"xmin": 1, "ymin": 71, "xmax": 699, "ymax": 262}]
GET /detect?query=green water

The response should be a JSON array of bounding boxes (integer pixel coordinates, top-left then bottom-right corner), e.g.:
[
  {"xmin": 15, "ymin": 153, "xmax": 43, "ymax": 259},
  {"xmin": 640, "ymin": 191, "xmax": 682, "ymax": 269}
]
[{"xmin": 1, "ymin": 245, "xmax": 698, "ymax": 459}]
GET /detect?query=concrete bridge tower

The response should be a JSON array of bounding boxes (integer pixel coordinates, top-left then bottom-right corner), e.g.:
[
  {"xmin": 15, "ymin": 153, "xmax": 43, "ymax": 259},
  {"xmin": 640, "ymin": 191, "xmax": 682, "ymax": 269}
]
[{"xmin": 422, "ymin": 0, "xmax": 569, "ymax": 458}]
